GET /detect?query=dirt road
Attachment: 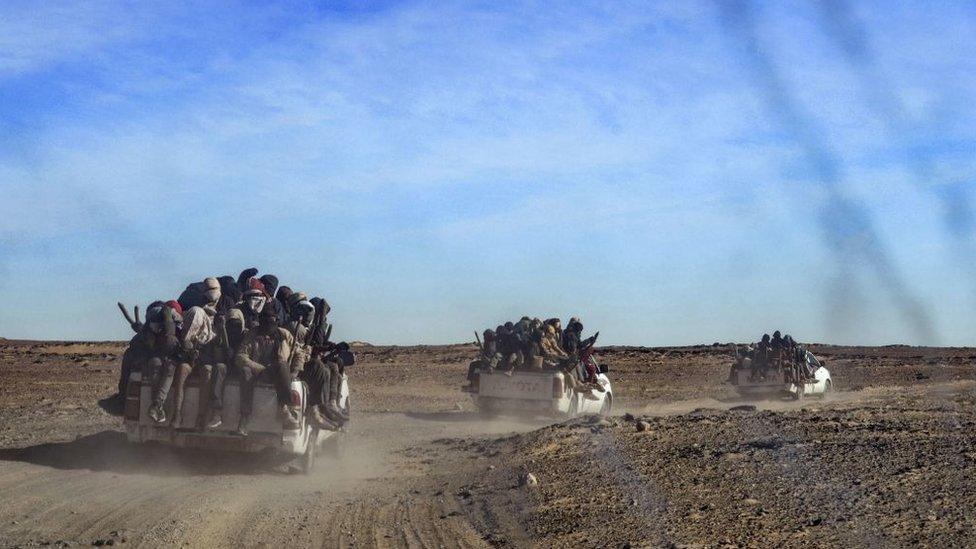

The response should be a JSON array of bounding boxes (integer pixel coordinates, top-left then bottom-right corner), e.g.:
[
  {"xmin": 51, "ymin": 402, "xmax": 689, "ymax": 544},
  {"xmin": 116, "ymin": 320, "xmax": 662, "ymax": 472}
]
[
  {"xmin": 0, "ymin": 411, "xmax": 539, "ymax": 548},
  {"xmin": 1, "ymin": 340, "xmax": 974, "ymax": 547}
]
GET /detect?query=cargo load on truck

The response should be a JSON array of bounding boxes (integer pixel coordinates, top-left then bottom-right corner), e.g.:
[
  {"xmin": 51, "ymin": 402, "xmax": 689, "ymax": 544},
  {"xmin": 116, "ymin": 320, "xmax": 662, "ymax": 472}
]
[
  {"xmin": 728, "ymin": 330, "xmax": 833, "ymax": 400},
  {"xmin": 463, "ymin": 315, "xmax": 613, "ymax": 418},
  {"xmin": 98, "ymin": 267, "xmax": 356, "ymax": 473}
]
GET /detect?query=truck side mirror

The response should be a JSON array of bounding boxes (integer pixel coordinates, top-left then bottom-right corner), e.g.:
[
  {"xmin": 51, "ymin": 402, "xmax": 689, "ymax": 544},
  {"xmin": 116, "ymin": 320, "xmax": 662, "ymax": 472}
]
[{"xmin": 599, "ymin": 364, "xmax": 609, "ymax": 374}]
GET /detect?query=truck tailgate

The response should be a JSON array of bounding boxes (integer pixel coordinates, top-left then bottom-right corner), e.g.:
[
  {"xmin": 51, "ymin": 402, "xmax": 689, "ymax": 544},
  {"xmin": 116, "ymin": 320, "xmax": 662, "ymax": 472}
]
[{"xmin": 478, "ymin": 372, "xmax": 555, "ymax": 400}]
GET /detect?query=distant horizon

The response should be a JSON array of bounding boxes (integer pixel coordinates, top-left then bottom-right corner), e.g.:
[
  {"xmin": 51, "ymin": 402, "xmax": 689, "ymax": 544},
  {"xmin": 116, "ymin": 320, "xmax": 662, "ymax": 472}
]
[
  {"xmin": 2, "ymin": 334, "xmax": 970, "ymax": 351},
  {"xmin": 2, "ymin": 1, "xmax": 975, "ymax": 346}
]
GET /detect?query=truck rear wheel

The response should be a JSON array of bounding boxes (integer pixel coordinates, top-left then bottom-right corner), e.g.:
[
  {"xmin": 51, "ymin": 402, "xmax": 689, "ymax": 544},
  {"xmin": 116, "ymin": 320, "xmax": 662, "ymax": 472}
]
[{"xmin": 598, "ymin": 395, "xmax": 612, "ymax": 417}]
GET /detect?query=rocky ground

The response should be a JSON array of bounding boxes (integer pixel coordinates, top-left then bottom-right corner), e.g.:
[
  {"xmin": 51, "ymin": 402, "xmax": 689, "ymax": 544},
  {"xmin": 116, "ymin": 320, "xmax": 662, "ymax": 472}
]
[{"xmin": 0, "ymin": 339, "xmax": 974, "ymax": 547}]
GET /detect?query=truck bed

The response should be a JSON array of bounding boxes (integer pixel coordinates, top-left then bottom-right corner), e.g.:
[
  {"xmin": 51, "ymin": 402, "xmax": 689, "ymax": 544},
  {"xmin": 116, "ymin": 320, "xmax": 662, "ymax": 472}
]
[
  {"xmin": 477, "ymin": 369, "xmax": 561, "ymax": 400},
  {"xmin": 123, "ymin": 372, "xmax": 337, "ymax": 456}
]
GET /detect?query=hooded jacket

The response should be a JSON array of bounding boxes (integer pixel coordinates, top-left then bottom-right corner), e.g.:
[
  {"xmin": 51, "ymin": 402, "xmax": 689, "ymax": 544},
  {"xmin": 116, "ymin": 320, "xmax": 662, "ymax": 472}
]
[
  {"xmin": 235, "ymin": 326, "xmax": 294, "ymax": 374},
  {"xmin": 181, "ymin": 306, "xmax": 216, "ymax": 352}
]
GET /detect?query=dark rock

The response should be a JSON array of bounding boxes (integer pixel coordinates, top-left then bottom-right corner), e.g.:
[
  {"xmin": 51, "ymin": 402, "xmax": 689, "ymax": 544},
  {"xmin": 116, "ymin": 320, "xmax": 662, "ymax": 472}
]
[{"xmin": 730, "ymin": 404, "xmax": 757, "ymax": 412}]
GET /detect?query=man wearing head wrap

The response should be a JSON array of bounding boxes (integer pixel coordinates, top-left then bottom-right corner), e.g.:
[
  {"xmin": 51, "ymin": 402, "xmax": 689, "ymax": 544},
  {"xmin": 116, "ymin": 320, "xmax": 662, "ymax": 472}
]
[
  {"xmin": 556, "ymin": 318, "xmax": 601, "ymax": 399},
  {"xmin": 462, "ymin": 329, "xmax": 500, "ymax": 392},
  {"xmin": 260, "ymin": 274, "xmax": 288, "ymax": 326},
  {"xmin": 730, "ymin": 345, "xmax": 755, "ymax": 384},
  {"xmin": 305, "ymin": 297, "xmax": 341, "ymax": 409},
  {"xmin": 545, "ymin": 318, "xmax": 563, "ymax": 345},
  {"xmin": 282, "ymin": 291, "xmax": 313, "ymax": 374},
  {"xmin": 289, "ymin": 294, "xmax": 347, "ymax": 430},
  {"xmin": 99, "ymin": 306, "xmax": 156, "ymax": 416},
  {"xmin": 275, "ymin": 285, "xmax": 293, "ymax": 312},
  {"xmin": 523, "ymin": 323, "xmax": 545, "ymax": 371},
  {"xmin": 145, "ymin": 300, "xmax": 185, "ymax": 424},
  {"xmin": 167, "ymin": 304, "xmax": 218, "ymax": 429},
  {"xmin": 751, "ymin": 334, "xmax": 772, "ymax": 381},
  {"xmin": 177, "ymin": 277, "xmax": 222, "ymax": 312},
  {"xmin": 496, "ymin": 323, "xmax": 524, "ymax": 372},
  {"xmin": 174, "ymin": 276, "xmax": 239, "ymax": 429},
  {"xmin": 225, "ymin": 278, "xmax": 268, "ymax": 350},
  {"xmin": 770, "ymin": 330, "xmax": 784, "ymax": 358},
  {"xmin": 236, "ymin": 267, "xmax": 259, "ymax": 294},
  {"xmin": 561, "ymin": 318, "xmax": 584, "ymax": 357},
  {"xmin": 541, "ymin": 324, "xmax": 568, "ymax": 363},
  {"xmin": 233, "ymin": 302, "xmax": 298, "ymax": 435},
  {"xmin": 215, "ymin": 276, "xmax": 241, "ymax": 315},
  {"xmin": 259, "ymin": 274, "xmax": 279, "ymax": 297}
]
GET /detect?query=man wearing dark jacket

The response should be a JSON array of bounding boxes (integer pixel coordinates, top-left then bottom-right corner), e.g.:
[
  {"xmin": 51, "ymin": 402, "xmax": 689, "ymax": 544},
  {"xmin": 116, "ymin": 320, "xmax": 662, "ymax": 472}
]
[
  {"xmin": 751, "ymin": 334, "xmax": 772, "ymax": 381},
  {"xmin": 561, "ymin": 318, "xmax": 583, "ymax": 357},
  {"xmin": 226, "ymin": 278, "xmax": 268, "ymax": 350},
  {"xmin": 497, "ymin": 322, "xmax": 523, "ymax": 371},
  {"xmin": 294, "ymin": 296, "xmax": 349, "ymax": 430},
  {"xmin": 260, "ymin": 274, "xmax": 288, "ymax": 327},
  {"xmin": 233, "ymin": 303, "xmax": 297, "ymax": 435},
  {"xmin": 98, "ymin": 315, "xmax": 153, "ymax": 416},
  {"xmin": 462, "ymin": 329, "xmax": 499, "ymax": 392},
  {"xmin": 215, "ymin": 276, "xmax": 241, "ymax": 316},
  {"xmin": 146, "ymin": 301, "xmax": 185, "ymax": 424}
]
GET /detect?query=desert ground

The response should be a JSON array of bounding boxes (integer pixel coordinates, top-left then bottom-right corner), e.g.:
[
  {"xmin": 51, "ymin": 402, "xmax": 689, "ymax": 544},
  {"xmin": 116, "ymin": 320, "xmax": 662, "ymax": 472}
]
[{"xmin": 0, "ymin": 339, "xmax": 974, "ymax": 548}]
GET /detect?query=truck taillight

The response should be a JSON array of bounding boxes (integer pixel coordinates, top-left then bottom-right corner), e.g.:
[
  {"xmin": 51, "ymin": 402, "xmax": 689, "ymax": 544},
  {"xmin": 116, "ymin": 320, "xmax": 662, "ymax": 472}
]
[
  {"xmin": 290, "ymin": 389, "xmax": 303, "ymax": 407},
  {"xmin": 552, "ymin": 376, "xmax": 564, "ymax": 398}
]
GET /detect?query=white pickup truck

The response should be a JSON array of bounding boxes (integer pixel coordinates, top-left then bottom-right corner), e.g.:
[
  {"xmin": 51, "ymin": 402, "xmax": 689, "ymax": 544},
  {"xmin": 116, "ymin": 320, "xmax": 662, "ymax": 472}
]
[
  {"xmin": 471, "ymin": 367, "xmax": 613, "ymax": 418},
  {"xmin": 122, "ymin": 371, "xmax": 349, "ymax": 473},
  {"xmin": 731, "ymin": 350, "xmax": 833, "ymax": 401}
]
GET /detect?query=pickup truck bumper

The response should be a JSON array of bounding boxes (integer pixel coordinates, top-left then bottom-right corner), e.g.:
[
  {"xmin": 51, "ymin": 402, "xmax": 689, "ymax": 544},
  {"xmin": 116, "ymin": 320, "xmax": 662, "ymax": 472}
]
[
  {"xmin": 476, "ymin": 396, "xmax": 567, "ymax": 416},
  {"xmin": 123, "ymin": 422, "xmax": 307, "ymax": 455}
]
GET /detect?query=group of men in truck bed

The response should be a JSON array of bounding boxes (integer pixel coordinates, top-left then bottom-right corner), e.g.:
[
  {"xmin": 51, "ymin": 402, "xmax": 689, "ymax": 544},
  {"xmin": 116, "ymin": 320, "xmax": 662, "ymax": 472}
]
[
  {"xmin": 732, "ymin": 330, "xmax": 814, "ymax": 383},
  {"xmin": 463, "ymin": 316, "xmax": 604, "ymax": 396},
  {"xmin": 98, "ymin": 267, "xmax": 354, "ymax": 435}
]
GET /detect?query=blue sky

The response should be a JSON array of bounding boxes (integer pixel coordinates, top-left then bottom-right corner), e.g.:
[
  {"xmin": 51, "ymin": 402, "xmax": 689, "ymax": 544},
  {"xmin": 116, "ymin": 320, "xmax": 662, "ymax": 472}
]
[{"xmin": 1, "ymin": 0, "xmax": 974, "ymax": 345}]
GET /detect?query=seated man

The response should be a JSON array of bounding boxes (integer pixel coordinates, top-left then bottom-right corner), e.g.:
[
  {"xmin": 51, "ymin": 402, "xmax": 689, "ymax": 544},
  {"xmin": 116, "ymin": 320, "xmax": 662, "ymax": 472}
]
[
  {"xmin": 233, "ymin": 304, "xmax": 298, "ymax": 435},
  {"xmin": 302, "ymin": 342, "xmax": 354, "ymax": 430},
  {"xmin": 729, "ymin": 345, "xmax": 753, "ymax": 383},
  {"xmin": 169, "ymin": 302, "xmax": 223, "ymax": 429},
  {"xmin": 463, "ymin": 329, "xmax": 499, "ymax": 392},
  {"xmin": 98, "ymin": 304, "xmax": 150, "ymax": 416},
  {"xmin": 203, "ymin": 313, "xmax": 233, "ymax": 429},
  {"xmin": 145, "ymin": 301, "xmax": 184, "ymax": 424},
  {"xmin": 524, "ymin": 326, "xmax": 546, "ymax": 371},
  {"xmin": 296, "ymin": 295, "xmax": 354, "ymax": 430},
  {"xmin": 497, "ymin": 323, "xmax": 524, "ymax": 372},
  {"xmin": 558, "ymin": 318, "xmax": 601, "ymax": 399},
  {"xmin": 770, "ymin": 330, "xmax": 785, "ymax": 369},
  {"xmin": 544, "ymin": 318, "xmax": 563, "ymax": 344},
  {"xmin": 751, "ymin": 334, "xmax": 771, "ymax": 381},
  {"xmin": 540, "ymin": 324, "xmax": 568, "ymax": 365},
  {"xmin": 226, "ymin": 278, "xmax": 270, "ymax": 346}
]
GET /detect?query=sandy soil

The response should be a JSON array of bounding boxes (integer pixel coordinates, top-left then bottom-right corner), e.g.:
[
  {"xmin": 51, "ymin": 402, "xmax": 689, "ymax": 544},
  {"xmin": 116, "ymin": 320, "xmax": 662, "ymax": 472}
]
[{"xmin": 0, "ymin": 339, "xmax": 974, "ymax": 547}]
